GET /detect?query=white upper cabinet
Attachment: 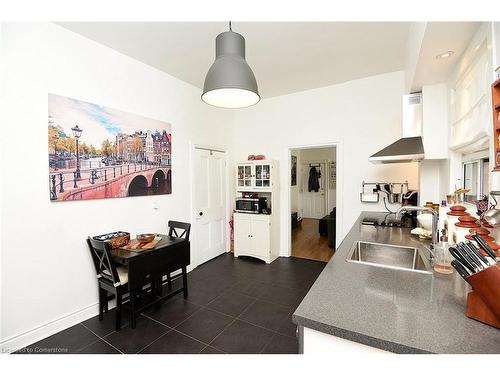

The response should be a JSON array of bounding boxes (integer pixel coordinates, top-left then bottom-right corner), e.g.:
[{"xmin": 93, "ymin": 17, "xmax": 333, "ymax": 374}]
[
  {"xmin": 422, "ymin": 83, "xmax": 449, "ymax": 159},
  {"xmin": 236, "ymin": 160, "xmax": 276, "ymax": 191}
]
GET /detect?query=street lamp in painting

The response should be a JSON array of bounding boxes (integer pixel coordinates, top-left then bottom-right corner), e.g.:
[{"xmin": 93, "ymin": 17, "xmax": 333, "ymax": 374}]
[
  {"xmin": 53, "ymin": 133, "xmax": 60, "ymax": 170},
  {"xmin": 71, "ymin": 125, "xmax": 83, "ymax": 179}
]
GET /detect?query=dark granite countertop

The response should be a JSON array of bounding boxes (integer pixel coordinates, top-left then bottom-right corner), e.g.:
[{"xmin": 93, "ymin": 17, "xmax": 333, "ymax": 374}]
[{"xmin": 293, "ymin": 211, "xmax": 500, "ymax": 354}]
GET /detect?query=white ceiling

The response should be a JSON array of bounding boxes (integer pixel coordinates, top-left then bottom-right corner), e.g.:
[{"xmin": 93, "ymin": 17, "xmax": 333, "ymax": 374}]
[
  {"xmin": 58, "ymin": 22, "xmax": 480, "ymax": 98},
  {"xmin": 411, "ymin": 22, "xmax": 481, "ymax": 91},
  {"xmin": 58, "ymin": 22, "xmax": 411, "ymax": 98}
]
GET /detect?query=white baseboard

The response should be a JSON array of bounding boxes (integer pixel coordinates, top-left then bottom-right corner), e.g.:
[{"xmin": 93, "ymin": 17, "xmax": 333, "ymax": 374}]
[{"xmin": 0, "ymin": 302, "xmax": 99, "ymax": 354}]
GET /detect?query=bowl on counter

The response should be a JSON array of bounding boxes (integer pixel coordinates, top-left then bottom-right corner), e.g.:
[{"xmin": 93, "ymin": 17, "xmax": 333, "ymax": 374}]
[
  {"xmin": 136, "ymin": 233, "xmax": 156, "ymax": 245},
  {"xmin": 417, "ymin": 213, "xmax": 433, "ymax": 231}
]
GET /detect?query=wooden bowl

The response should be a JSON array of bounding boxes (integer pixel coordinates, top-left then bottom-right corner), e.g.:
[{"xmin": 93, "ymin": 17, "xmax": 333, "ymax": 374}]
[{"xmin": 137, "ymin": 233, "xmax": 156, "ymax": 245}]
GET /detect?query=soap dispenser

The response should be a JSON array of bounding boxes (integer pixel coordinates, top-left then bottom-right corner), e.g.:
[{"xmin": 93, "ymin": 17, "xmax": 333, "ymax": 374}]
[{"xmin": 434, "ymin": 229, "xmax": 453, "ymax": 274}]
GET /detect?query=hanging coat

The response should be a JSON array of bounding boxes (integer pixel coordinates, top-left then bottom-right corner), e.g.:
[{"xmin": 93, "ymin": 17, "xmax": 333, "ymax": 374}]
[{"xmin": 308, "ymin": 167, "xmax": 321, "ymax": 192}]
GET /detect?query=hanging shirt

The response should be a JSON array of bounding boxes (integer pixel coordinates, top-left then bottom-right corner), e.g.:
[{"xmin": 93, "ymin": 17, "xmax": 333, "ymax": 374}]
[{"xmin": 308, "ymin": 166, "xmax": 321, "ymax": 192}]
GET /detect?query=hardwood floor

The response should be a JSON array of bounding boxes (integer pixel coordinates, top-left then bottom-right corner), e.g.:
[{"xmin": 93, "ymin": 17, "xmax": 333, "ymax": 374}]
[{"xmin": 292, "ymin": 218, "xmax": 334, "ymax": 262}]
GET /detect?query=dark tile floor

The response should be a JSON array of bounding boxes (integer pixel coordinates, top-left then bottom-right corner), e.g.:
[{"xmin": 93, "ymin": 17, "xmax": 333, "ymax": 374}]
[{"xmin": 15, "ymin": 254, "xmax": 325, "ymax": 354}]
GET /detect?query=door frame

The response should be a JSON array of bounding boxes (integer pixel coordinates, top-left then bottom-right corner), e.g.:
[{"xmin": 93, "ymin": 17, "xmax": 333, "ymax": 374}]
[
  {"xmin": 284, "ymin": 142, "xmax": 342, "ymax": 257},
  {"xmin": 190, "ymin": 143, "xmax": 231, "ymax": 268}
]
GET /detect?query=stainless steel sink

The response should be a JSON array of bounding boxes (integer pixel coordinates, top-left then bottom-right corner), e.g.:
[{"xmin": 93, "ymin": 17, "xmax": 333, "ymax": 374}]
[{"xmin": 346, "ymin": 241, "xmax": 432, "ymax": 274}]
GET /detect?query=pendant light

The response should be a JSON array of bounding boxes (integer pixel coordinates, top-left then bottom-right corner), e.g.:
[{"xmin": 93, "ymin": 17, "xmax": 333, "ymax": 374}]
[{"xmin": 202, "ymin": 21, "xmax": 260, "ymax": 108}]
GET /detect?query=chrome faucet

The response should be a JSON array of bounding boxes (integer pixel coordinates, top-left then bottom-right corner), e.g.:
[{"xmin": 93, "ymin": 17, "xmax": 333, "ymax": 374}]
[{"xmin": 396, "ymin": 205, "xmax": 439, "ymax": 261}]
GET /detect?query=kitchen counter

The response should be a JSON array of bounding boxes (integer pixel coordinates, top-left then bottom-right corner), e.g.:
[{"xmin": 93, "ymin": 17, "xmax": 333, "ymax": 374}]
[{"xmin": 293, "ymin": 211, "xmax": 500, "ymax": 354}]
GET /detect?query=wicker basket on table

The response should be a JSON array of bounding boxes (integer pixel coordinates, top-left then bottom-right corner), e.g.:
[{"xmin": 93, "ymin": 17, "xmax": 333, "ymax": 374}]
[{"xmin": 93, "ymin": 231, "xmax": 130, "ymax": 249}]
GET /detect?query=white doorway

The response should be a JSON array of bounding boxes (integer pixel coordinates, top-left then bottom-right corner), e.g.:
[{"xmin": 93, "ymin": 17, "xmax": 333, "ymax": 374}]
[
  {"xmin": 300, "ymin": 162, "xmax": 327, "ymax": 219},
  {"xmin": 192, "ymin": 146, "xmax": 227, "ymax": 266}
]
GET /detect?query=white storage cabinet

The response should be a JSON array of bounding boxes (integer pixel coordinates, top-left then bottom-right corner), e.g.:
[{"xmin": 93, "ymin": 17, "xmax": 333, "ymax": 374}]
[{"xmin": 234, "ymin": 213, "xmax": 273, "ymax": 263}]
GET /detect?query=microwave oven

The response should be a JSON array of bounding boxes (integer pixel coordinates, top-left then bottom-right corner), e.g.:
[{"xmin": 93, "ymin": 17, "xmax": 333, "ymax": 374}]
[
  {"xmin": 236, "ymin": 197, "xmax": 268, "ymax": 214},
  {"xmin": 236, "ymin": 198, "xmax": 259, "ymax": 213}
]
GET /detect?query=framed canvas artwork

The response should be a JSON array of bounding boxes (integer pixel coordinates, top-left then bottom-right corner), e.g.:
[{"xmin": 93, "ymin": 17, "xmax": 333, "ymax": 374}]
[{"xmin": 48, "ymin": 94, "xmax": 172, "ymax": 202}]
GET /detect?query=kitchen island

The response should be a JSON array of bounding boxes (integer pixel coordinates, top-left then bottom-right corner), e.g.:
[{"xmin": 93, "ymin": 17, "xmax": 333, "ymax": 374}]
[{"xmin": 293, "ymin": 211, "xmax": 500, "ymax": 354}]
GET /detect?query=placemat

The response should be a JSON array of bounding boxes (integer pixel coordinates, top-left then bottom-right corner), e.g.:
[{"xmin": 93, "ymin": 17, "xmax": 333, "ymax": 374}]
[{"xmin": 120, "ymin": 236, "xmax": 162, "ymax": 252}]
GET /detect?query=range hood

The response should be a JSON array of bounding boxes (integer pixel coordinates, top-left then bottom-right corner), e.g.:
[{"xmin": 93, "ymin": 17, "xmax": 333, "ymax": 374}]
[{"xmin": 369, "ymin": 93, "xmax": 424, "ymax": 164}]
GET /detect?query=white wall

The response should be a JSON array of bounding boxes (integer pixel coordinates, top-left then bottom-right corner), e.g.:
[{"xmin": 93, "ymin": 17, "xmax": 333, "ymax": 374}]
[
  {"xmin": 404, "ymin": 22, "xmax": 427, "ymax": 93},
  {"xmin": 0, "ymin": 23, "xmax": 234, "ymax": 350},
  {"xmin": 422, "ymin": 83, "xmax": 448, "ymax": 159},
  {"xmin": 419, "ymin": 159, "xmax": 449, "ymax": 204},
  {"xmin": 232, "ymin": 71, "xmax": 419, "ymax": 255}
]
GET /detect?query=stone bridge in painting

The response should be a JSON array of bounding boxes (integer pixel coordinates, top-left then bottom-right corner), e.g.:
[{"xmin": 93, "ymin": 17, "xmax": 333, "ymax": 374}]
[{"xmin": 49, "ymin": 163, "xmax": 171, "ymax": 201}]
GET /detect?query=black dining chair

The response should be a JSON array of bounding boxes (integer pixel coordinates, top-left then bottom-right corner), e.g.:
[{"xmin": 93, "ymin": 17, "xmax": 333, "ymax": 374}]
[
  {"xmin": 168, "ymin": 220, "xmax": 191, "ymax": 240},
  {"xmin": 86, "ymin": 237, "xmax": 129, "ymax": 331},
  {"xmin": 164, "ymin": 221, "xmax": 191, "ymax": 295}
]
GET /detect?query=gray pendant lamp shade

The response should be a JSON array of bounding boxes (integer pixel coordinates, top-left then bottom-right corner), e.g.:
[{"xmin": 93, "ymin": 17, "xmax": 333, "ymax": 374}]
[{"xmin": 202, "ymin": 28, "xmax": 260, "ymax": 108}]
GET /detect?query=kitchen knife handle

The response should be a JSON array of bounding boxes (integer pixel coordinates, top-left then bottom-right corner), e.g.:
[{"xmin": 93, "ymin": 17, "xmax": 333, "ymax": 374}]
[
  {"xmin": 449, "ymin": 247, "xmax": 476, "ymax": 274},
  {"xmin": 456, "ymin": 243, "xmax": 481, "ymax": 272},
  {"xmin": 451, "ymin": 260, "xmax": 471, "ymax": 280},
  {"xmin": 464, "ymin": 241, "xmax": 490, "ymax": 267},
  {"xmin": 457, "ymin": 242, "xmax": 484, "ymax": 271},
  {"xmin": 472, "ymin": 234, "xmax": 498, "ymax": 260}
]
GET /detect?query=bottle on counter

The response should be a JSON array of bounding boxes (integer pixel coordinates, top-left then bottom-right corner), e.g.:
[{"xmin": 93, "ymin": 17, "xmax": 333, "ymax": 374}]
[{"xmin": 434, "ymin": 229, "xmax": 453, "ymax": 274}]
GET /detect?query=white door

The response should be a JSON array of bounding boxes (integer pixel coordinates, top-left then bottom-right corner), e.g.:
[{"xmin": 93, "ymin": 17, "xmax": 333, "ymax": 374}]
[
  {"xmin": 193, "ymin": 148, "xmax": 227, "ymax": 265},
  {"xmin": 301, "ymin": 163, "xmax": 327, "ymax": 219}
]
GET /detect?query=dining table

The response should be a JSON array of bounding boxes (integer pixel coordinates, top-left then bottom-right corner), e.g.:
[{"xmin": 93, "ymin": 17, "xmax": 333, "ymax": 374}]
[
  {"xmin": 111, "ymin": 233, "xmax": 190, "ymax": 309},
  {"xmin": 111, "ymin": 234, "xmax": 188, "ymax": 265}
]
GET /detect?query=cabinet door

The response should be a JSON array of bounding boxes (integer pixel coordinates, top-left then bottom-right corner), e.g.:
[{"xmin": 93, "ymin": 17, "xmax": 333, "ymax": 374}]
[
  {"xmin": 244, "ymin": 165, "xmax": 253, "ymax": 187},
  {"xmin": 234, "ymin": 215, "xmax": 252, "ymax": 253},
  {"xmin": 255, "ymin": 164, "xmax": 271, "ymax": 188},
  {"xmin": 236, "ymin": 164, "xmax": 254, "ymax": 188},
  {"xmin": 236, "ymin": 165, "xmax": 245, "ymax": 188},
  {"xmin": 250, "ymin": 217, "xmax": 270, "ymax": 256}
]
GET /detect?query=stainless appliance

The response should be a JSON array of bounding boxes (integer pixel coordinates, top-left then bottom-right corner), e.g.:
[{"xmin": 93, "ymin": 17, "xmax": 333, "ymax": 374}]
[
  {"xmin": 369, "ymin": 93, "xmax": 424, "ymax": 164},
  {"xmin": 236, "ymin": 196, "xmax": 269, "ymax": 214},
  {"xmin": 236, "ymin": 198, "xmax": 260, "ymax": 213}
]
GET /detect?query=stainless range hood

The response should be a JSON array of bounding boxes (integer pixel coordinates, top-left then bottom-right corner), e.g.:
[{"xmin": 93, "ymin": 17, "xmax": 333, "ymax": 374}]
[{"xmin": 369, "ymin": 93, "xmax": 424, "ymax": 164}]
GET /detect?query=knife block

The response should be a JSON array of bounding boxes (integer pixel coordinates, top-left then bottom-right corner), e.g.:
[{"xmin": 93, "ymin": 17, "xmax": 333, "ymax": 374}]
[{"xmin": 465, "ymin": 264, "xmax": 500, "ymax": 329}]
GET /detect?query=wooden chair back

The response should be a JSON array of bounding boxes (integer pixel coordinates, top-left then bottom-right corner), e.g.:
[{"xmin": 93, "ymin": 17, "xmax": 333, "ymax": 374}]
[{"xmin": 86, "ymin": 237, "xmax": 121, "ymax": 287}]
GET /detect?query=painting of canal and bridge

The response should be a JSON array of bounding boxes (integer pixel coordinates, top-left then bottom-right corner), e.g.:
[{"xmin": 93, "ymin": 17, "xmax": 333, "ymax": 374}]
[{"xmin": 48, "ymin": 94, "xmax": 172, "ymax": 202}]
